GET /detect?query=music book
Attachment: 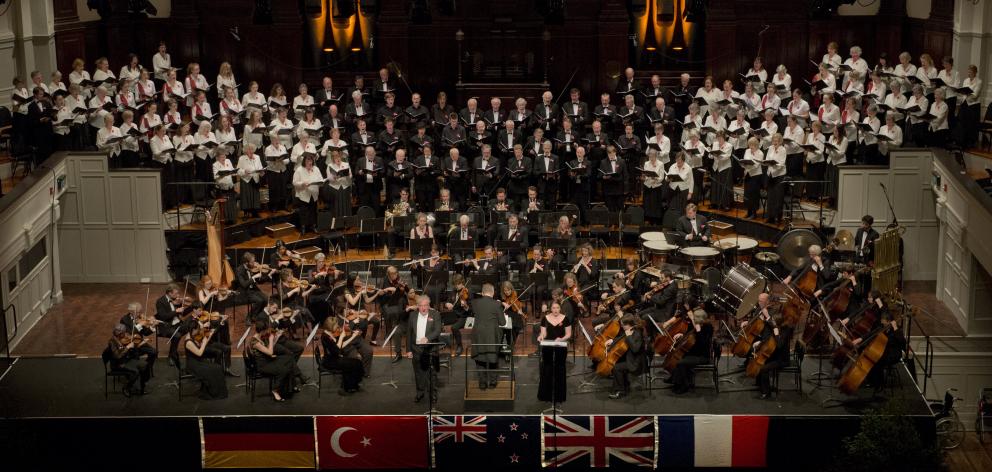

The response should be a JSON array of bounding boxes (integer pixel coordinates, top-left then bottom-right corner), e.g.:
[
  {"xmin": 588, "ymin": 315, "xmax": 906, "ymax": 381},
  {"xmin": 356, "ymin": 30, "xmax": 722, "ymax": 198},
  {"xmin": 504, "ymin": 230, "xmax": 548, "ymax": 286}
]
[
  {"xmin": 874, "ymin": 134, "xmax": 894, "ymax": 142},
  {"xmin": 666, "ymin": 173, "xmax": 684, "ymax": 182},
  {"xmin": 897, "ymin": 105, "xmax": 921, "ymax": 114},
  {"xmin": 634, "ymin": 167, "xmax": 660, "ymax": 178},
  {"xmin": 751, "ymin": 128, "xmax": 770, "ymax": 138},
  {"xmin": 953, "ymin": 86, "xmax": 974, "ymax": 95}
]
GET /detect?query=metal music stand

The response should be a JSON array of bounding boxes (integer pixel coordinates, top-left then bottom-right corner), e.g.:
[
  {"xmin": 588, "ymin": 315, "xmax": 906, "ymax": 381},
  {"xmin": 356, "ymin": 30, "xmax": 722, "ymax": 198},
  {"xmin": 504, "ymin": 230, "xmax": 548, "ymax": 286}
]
[
  {"xmin": 410, "ymin": 238, "xmax": 433, "ymax": 258},
  {"xmin": 447, "ymin": 239, "xmax": 476, "ymax": 260}
]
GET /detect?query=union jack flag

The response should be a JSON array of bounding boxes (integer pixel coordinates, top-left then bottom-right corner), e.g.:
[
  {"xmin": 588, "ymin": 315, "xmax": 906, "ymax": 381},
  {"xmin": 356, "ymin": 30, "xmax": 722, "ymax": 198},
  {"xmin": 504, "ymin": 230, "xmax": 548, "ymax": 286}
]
[
  {"xmin": 542, "ymin": 415, "xmax": 657, "ymax": 468},
  {"xmin": 433, "ymin": 415, "xmax": 488, "ymax": 443}
]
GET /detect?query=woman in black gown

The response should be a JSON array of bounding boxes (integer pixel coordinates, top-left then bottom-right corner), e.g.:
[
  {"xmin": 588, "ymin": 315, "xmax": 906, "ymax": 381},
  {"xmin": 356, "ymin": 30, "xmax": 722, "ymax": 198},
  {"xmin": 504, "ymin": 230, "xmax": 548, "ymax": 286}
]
[
  {"xmin": 249, "ymin": 318, "xmax": 298, "ymax": 402},
  {"xmin": 185, "ymin": 322, "xmax": 229, "ymax": 400},
  {"xmin": 537, "ymin": 301, "xmax": 572, "ymax": 404},
  {"xmin": 320, "ymin": 317, "xmax": 365, "ymax": 395}
]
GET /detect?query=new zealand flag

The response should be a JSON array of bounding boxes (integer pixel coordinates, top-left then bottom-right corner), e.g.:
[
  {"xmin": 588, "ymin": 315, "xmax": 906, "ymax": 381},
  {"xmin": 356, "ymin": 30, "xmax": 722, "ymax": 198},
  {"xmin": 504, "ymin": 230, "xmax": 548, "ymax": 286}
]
[{"xmin": 432, "ymin": 415, "xmax": 540, "ymax": 470}]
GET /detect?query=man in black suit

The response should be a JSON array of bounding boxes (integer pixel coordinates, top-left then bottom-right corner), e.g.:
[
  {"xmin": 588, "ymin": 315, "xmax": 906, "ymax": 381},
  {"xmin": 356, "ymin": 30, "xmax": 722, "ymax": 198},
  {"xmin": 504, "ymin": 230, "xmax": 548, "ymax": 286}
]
[
  {"xmin": 407, "ymin": 295, "xmax": 442, "ymax": 403},
  {"xmin": 669, "ymin": 73, "xmax": 697, "ymax": 122},
  {"xmin": 443, "ymin": 147, "xmax": 470, "ymax": 209},
  {"xmin": 314, "ymin": 76, "xmax": 338, "ymax": 109},
  {"xmin": 372, "ymin": 68, "xmax": 396, "ymax": 107},
  {"xmin": 472, "ymin": 144, "xmax": 500, "ymax": 202},
  {"xmin": 496, "ymin": 120, "xmax": 523, "ymax": 160},
  {"xmin": 449, "ymin": 213, "xmax": 478, "ymax": 267},
  {"xmin": 354, "ymin": 145, "xmax": 385, "ymax": 213},
  {"xmin": 414, "ymin": 143, "xmax": 441, "ymax": 211},
  {"xmin": 458, "ymin": 98, "xmax": 481, "ymax": 128},
  {"xmin": 534, "ymin": 91, "xmax": 559, "ymax": 133},
  {"xmin": 483, "ymin": 97, "xmax": 505, "ymax": 132},
  {"xmin": 608, "ymin": 315, "xmax": 645, "ymax": 399},
  {"xmin": 562, "ymin": 88, "xmax": 589, "ymax": 129},
  {"xmin": 235, "ymin": 253, "xmax": 269, "ymax": 311},
  {"xmin": 495, "ymin": 213, "xmax": 527, "ymax": 268},
  {"xmin": 615, "ymin": 67, "xmax": 640, "ymax": 100},
  {"xmin": 640, "ymin": 271, "xmax": 679, "ymax": 346},
  {"xmin": 675, "ymin": 203, "xmax": 711, "ymax": 247},
  {"xmin": 599, "ymin": 146, "xmax": 627, "ymax": 212},
  {"xmin": 854, "ymin": 214, "xmax": 880, "ymax": 264},
  {"xmin": 532, "ymin": 140, "xmax": 559, "ymax": 208},
  {"xmin": 155, "ymin": 284, "xmax": 191, "ymax": 365},
  {"xmin": 119, "ymin": 301, "xmax": 158, "ymax": 367},
  {"xmin": 470, "ymin": 283, "xmax": 507, "ymax": 389},
  {"xmin": 344, "ymin": 90, "xmax": 371, "ymax": 127},
  {"xmin": 505, "ymin": 145, "xmax": 532, "ymax": 204}
]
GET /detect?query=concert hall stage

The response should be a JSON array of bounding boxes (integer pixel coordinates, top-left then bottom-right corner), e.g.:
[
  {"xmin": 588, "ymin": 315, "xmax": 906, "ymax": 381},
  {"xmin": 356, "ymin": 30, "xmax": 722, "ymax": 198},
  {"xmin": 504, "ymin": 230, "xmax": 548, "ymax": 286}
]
[{"xmin": 0, "ymin": 354, "xmax": 935, "ymax": 470}]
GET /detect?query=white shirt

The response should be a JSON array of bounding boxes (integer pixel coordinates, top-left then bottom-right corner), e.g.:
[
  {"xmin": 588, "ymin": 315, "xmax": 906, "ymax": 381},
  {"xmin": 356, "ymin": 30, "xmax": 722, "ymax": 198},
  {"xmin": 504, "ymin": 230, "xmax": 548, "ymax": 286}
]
[
  {"xmin": 937, "ymin": 69, "xmax": 960, "ymax": 99},
  {"xmin": 929, "ymin": 101, "xmax": 949, "ymax": 131},
  {"xmin": 184, "ymin": 74, "xmax": 210, "ymax": 107},
  {"xmin": 667, "ymin": 162, "xmax": 693, "ymax": 192},
  {"xmin": 742, "ymin": 148, "xmax": 764, "ymax": 177},
  {"xmin": 216, "ymin": 75, "xmax": 237, "ymax": 99},
  {"xmin": 213, "ymin": 159, "xmax": 236, "ymax": 190},
  {"xmin": 136, "ymin": 79, "xmax": 155, "ymax": 101},
  {"xmin": 878, "ymin": 124, "xmax": 903, "ymax": 155},
  {"xmin": 773, "ymin": 73, "xmax": 792, "ymax": 99},
  {"xmin": 962, "ymin": 77, "xmax": 983, "ymax": 106},
  {"xmin": 740, "ymin": 92, "xmax": 761, "ymax": 120},
  {"xmin": 827, "ymin": 137, "xmax": 848, "ymax": 165},
  {"xmin": 728, "ymin": 119, "xmax": 750, "ymax": 149},
  {"xmin": 270, "ymin": 118, "xmax": 296, "ymax": 149},
  {"xmin": 292, "ymin": 165, "xmax": 324, "ymax": 202},
  {"xmin": 194, "ymin": 131, "xmax": 217, "ymax": 160},
  {"xmin": 292, "ymin": 95, "xmax": 315, "ymax": 118},
  {"xmin": 173, "ymin": 134, "xmax": 196, "ymax": 163},
  {"xmin": 152, "ymin": 53, "xmax": 172, "ymax": 81},
  {"xmin": 242, "ymin": 91, "xmax": 267, "ymax": 110},
  {"xmin": 805, "ymin": 133, "xmax": 826, "ymax": 164},
  {"xmin": 905, "ymin": 95, "xmax": 929, "ymax": 125},
  {"xmin": 416, "ymin": 311, "xmax": 429, "ymax": 341},
  {"xmin": 65, "ymin": 94, "xmax": 88, "ymax": 124},
  {"xmin": 683, "ymin": 139, "xmax": 706, "ymax": 168},
  {"xmin": 883, "ymin": 92, "xmax": 908, "ymax": 122},
  {"xmin": 766, "ymin": 145, "xmax": 787, "ymax": 178},
  {"xmin": 291, "ymin": 142, "xmax": 317, "ymax": 166},
  {"xmin": 759, "ymin": 120, "xmax": 778, "ymax": 149},
  {"xmin": 162, "ymin": 79, "xmax": 186, "ymax": 103},
  {"xmin": 643, "ymin": 159, "xmax": 665, "ymax": 188},
  {"xmin": 327, "ymin": 161, "xmax": 352, "ymax": 189},
  {"xmin": 238, "ymin": 154, "xmax": 264, "ymax": 183},
  {"xmin": 646, "ymin": 134, "xmax": 671, "ymax": 164},
  {"xmin": 865, "ymin": 80, "xmax": 887, "ymax": 102},
  {"xmin": 191, "ymin": 101, "xmax": 214, "ymax": 126},
  {"xmin": 150, "ymin": 134, "xmax": 175, "ymax": 164},
  {"xmin": 711, "ymin": 141, "xmax": 733, "ymax": 172},
  {"xmin": 52, "ymin": 106, "xmax": 73, "ymax": 136},
  {"xmin": 119, "ymin": 66, "xmax": 142, "ymax": 83},
  {"xmin": 680, "ymin": 113, "xmax": 703, "ymax": 143},
  {"xmin": 220, "ymin": 98, "xmax": 244, "ymax": 122},
  {"xmin": 265, "ymin": 144, "xmax": 289, "ymax": 172},
  {"xmin": 87, "ymin": 95, "xmax": 112, "ymax": 128},
  {"xmin": 783, "ymin": 125, "xmax": 805, "ymax": 155},
  {"xmin": 119, "ymin": 122, "xmax": 140, "ymax": 152},
  {"xmin": 96, "ymin": 126, "xmax": 122, "ymax": 156}
]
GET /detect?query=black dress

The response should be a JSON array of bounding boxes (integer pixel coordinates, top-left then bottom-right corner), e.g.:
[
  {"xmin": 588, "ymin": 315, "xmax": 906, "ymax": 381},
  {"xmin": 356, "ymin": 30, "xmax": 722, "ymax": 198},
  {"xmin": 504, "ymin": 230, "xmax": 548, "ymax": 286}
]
[
  {"xmin": 185, "ymin": 339, "xmax": 229, "ymax": 400},
  {"xmin": 538, "ymin": 316, "xmax": 568, "ymax": 403},
  {"xmin": 321, "ymin": 334, "xmax": 364, "ymax": 391}
]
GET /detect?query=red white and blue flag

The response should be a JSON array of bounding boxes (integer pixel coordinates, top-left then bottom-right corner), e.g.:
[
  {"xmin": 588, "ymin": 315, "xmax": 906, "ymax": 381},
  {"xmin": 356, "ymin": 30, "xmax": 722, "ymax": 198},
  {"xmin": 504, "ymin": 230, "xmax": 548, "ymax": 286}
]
[
  {"xmin": 432, "ymin": 416, "xmax": 540, "ymax": 469},
  {"xmin": 542, "ymin": 415, "xmax": 657, "ymax": 468},
  {"xmin": 657, "ymin": 415, "xmax": 770, "ymax": 468}
]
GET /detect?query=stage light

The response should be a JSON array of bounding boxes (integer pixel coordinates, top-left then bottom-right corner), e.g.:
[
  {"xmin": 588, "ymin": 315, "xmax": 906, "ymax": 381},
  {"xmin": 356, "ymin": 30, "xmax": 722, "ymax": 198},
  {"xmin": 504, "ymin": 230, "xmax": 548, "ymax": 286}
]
[
  {"xmin": 670, "ymin": 0, "xmax": 688, "ymax": 52},
  {"xmin": 350, "ymin": 13, "xmax": 364, "ymax": 52},
  {"xmin": 684, "ymin": 0, "xmax": 705, "ymax": 23},
  {"xmin": 322, "ymin": 12, "xmax": 335, "ymax": 53}
]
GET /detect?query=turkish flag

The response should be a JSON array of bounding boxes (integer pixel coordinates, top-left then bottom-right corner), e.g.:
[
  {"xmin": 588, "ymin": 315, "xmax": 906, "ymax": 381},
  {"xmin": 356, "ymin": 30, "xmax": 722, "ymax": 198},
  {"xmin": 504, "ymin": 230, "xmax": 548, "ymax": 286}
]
[{"xmin": 316, "ymin": 415, "xmax": 429, "ymax": 469}]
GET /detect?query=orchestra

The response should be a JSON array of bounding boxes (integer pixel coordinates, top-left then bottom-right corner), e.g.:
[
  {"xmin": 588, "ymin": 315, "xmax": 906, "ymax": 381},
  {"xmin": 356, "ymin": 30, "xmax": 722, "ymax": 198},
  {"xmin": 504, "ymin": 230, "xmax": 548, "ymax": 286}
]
[{"xmin": 58, "ymin": 40, "xmax": 943, "ymax": 407}]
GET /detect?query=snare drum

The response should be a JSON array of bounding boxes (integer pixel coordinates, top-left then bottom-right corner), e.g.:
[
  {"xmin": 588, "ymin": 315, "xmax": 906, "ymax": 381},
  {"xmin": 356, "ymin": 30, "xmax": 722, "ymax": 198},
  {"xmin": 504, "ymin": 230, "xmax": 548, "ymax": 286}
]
[
  {"xmin": 643, "ymin": 240, "xmax": 677, "ymax": 265},
  {"xmin": 679, "ymin": 246, "xmax": 721, "ymax": 275},
  {"xmin": 716, "ymin": 263, "xmax": 767, "ymax": 318}
]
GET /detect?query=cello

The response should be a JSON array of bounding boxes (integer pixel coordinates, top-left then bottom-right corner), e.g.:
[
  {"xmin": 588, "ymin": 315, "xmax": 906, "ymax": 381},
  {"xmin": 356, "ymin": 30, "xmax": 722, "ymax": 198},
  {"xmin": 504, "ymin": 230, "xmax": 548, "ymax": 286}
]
[
  {"xmin": 652, "ymin": 309, "xmax": 689, "ymax": 355},
  {"xmin": 836, "ymin": 307, "xmax": 909, "ymax": 394},
  {"xmin": 731, "ymin": 314, "xmax": 766, "ymax": 358},
  {"xmin": 595, "ymin": 329, "xmax": 631, "ymax": 377},
  {"xmin": 746, "ymin": 334, "xmax": 777, "ymax": 378},
  {"xmin": 661, "ymin": 329, "xmax": 697, "ymax": 372},
  {"xmin": 587, "ymin": 312, "xmax": 622, "ymax": 363}
]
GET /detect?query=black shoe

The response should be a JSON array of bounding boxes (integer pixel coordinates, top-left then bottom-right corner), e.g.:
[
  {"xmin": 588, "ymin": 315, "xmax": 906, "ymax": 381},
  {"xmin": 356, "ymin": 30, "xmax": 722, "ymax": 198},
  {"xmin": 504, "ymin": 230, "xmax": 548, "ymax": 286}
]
[
  {"xmin": 338, "ymin": 388, "xmax": 352, "ymax": 396},
  {"xmin": 663, "ymin": 377, "xmax": 674, "ymax": 385},
  {"xmin": 478, "ymin": 381, "xmax": 488, "ymax": 390},
  {"xmin": 167, "ymin": 358, "xmax": 175, "ymax": 367},
  {"xmin": 122, "ymin": 387, "xmax": 133, "ymax": 398},
  {"xmin": 455, "ymin": 346, "xmax": 463, "ymax": 356},
  {"xmin": 225, "ymin": 369, "xmax": 240, "ymax": 377},
  {"xmin": 391, "ymin": 354, "xmax": 402, "ymax": 364},
  {"xmin": 609, "ymin": 391, "xmax": 625, "ymax": 399},
  {"xmin": 489, "ymin": 379, "xmax": 498, "ymax": 388},
  {"xmin": 672, "ymin": 386, "xmax": 689, "ymax": 395},
  {"xmin": 415, "ymin": 392, "xmax": 424, "ymax": 403}
]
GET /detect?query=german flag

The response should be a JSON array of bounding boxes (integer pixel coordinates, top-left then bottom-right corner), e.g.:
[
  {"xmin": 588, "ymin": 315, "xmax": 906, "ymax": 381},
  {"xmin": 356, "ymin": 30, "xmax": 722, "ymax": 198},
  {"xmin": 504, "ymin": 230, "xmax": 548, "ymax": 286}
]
[{"xmin": 201, "ymin": 417, "xmax": 315, "ymax": 469}]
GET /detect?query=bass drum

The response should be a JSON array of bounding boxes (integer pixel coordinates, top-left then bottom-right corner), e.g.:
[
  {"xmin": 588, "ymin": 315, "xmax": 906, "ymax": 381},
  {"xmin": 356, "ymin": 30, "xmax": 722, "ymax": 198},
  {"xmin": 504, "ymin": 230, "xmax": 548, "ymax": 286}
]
[
  {"xmin": 716, "ymin": 263, "xmax": 767, "ymax": 319},
  {"xmin": 776, "ymin": 229, "xmax": 823, "ymax": 272}
]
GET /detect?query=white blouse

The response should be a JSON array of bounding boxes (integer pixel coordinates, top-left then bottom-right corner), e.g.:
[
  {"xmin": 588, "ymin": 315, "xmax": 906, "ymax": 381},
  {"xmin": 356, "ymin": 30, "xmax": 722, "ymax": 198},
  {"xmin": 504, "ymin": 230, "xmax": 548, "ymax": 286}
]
[
  {"xmin": 667, "ymin": 162, "xmax": 693, "ymax": 193},
  {"xmin": 326, "ymin": 160, "xmax": 353, "ymax": 189},
  {"xmin": 293, "ymin": 165, "xmax": 324, "ymax": 202},
  {"xmin": 238, "ymin": 154, "xmax": 264, "ymax": 183},
  {"xmin": 213, "ymin": 159, "xmax": 236, "ymax": 190},
  {"xmin": 765, "ymin": 145, "xmax": 787, "ymax": 178},
  {"xmin": 173, "ymin": 134, "xmax": 196, "ymax": 163},
  {"xmin": 150, "ymin": 134, "xmax": 175, "ymax": 164},
  {"xmin": 711, "ymin": 141, "xmax": 733, "ymax": 173}
]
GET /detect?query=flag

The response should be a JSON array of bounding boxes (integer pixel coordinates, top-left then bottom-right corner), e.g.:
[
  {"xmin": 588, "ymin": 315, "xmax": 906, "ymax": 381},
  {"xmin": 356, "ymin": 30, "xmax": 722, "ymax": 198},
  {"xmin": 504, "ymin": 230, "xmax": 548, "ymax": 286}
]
[
  {"xmin": 432, "ymin": 415, "xmax": 540, "ymax": 470},
  {"xmin": 542, "ymin": 415, "xmax": 657, "ymax": 468},
  {"xmin": 200, "ymin": 416, "xmax": 315, "ymax": 469},
  {"xmin": 657, "ymin": 415, "xmax": 769, "ymax": 468},
  {"xmin": 316, "ymin": 415, "xmax": 428, "ymax": 469}
]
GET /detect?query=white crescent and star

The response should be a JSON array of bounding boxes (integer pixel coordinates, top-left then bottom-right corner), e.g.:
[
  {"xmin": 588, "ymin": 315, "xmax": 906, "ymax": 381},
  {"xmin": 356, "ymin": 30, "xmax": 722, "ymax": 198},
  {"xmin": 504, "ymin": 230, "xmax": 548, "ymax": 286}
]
[{"xmin": 330, "ymin": 427, "xmax": 357, "ymax": 458}]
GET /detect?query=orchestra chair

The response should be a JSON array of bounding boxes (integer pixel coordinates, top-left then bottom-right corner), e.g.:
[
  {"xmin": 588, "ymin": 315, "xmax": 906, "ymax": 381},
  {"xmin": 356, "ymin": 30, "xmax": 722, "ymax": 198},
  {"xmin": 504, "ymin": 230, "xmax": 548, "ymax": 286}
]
[
  {"xmin": 312, "ymin": 342, "xmax": 342, "ymax": 398},
  {"xmin": 241, "ymin": 344, "xmax": 274, "ymax": 402},
  {"xmin": 317, "ymin": 211, "xmax": 349, "ymax": 253},
  {"xmin": 621, "ymin": 206, "xmax": 644, "ymax": 245},
  {"xmin": 584, "ymin": 205, "xmax": 613, "ymax": 242},
  {"xmin": 688, "ymin": 338, "xmax": 722, "ymax": 393},
  {"xmin": 165, "ymin": 349, "xmax": 197, "ymax": 401},
  {"xmin": 770, "ymin": 347, "xmax": 804, "ymax": 397},
  {"xmin": 353, "ymin": 206, "xmax": 378, "ymax": 250},
  {"xmin": 101, "ymin": 346, "xmax": 136, "ymax": 399}
]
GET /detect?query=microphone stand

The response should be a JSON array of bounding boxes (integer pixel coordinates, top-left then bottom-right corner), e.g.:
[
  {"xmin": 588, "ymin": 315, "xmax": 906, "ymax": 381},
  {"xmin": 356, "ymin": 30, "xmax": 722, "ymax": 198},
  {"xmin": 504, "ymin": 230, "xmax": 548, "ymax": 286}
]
[
  {"xmin": 381, "ymin": 324, "xmax": 401, "ymax": 389},
  {"xmin": 878, "ymin": 182, "xmax": 899, "ymax": 227}
]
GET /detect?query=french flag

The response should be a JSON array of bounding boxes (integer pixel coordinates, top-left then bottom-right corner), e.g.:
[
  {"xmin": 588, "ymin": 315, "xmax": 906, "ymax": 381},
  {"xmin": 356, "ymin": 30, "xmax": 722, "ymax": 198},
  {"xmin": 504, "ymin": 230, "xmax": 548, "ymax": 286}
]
[{"xmin": 658, "ymin": 415, "xmax": 769, "ymax": 468}]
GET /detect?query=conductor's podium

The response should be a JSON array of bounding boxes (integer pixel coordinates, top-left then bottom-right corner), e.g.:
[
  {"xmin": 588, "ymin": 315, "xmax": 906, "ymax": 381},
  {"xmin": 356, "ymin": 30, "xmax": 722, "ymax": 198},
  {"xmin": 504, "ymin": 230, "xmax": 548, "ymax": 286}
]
[{"xmin": 464, "ymin": 343, "xmax": 516, "ymax": 412}]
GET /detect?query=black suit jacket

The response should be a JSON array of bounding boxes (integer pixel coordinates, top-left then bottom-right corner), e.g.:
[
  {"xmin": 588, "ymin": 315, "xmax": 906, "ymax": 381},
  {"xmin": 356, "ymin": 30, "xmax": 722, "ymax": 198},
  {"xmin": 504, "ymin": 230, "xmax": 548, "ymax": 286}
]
[
  {"xmin": 649, "ymin": 282, "xmax": 679, "ymax": 320},
  {"xmin": 155, "ymin": 295, "xmax": 177, "ymax": 323},
  {"xmin": 406, "ymin": 309, "xmax": 442, "ymax": 354},
  {"xmin": 599, "ymin": 158, "xmax": 627, "ymax": 195},
  {"xmin": 561, "ymin": 101, "xmax": 589, "ymax": 126},
  {"xmin": 854, "ymin": 227, "xmax": 879, "ymax": 262},
  {"xmin": 315, "ymin": 88, "xmax": 339, "ymax": 107},
  {"xmin": 458, "ymin": 108, "xmax": 482, "ymax": 127},
  {"xmin": 675, "ymin": 215, "xmax": 711, "ymax": 246}
]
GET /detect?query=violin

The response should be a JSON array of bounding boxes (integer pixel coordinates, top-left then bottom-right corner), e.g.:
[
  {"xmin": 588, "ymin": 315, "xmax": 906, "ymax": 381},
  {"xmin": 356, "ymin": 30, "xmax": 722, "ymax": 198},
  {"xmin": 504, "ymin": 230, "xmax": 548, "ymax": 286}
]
[
  {"xmin": 596, "ymin": 289, "xmax": 631, "ymax": 315},
  {"xmin": 563, "ymin": 285, "xmax": 588, "ymax": 315},
  {"xmin": 503, "ymin": 290, "xmax": 524, "ymax": 315},
  {"xmin": 285, "ymin": 277, "xmax": 310, "ymax": 289},
  {"xmin": 249, "ymin": 261, "xmax": 272, "ymax": 274},
  {"xmin": 192, "ymin": 328, "xmax": 214, "ymax": 345}
]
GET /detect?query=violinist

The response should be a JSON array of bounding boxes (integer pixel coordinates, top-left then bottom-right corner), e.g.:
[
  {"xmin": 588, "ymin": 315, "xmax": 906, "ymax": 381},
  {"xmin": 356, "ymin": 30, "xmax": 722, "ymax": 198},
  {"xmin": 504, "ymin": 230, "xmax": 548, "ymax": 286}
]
[
  {"xmin": 236, "ymin": 252, "xmax": 271, "ymax": 310},
  {"xmin": 782, "ymin": 244, "xmax": 833, "ymax": 296},
  {"xmin": 249, "ymin": 318, "xmax": 298, "ymax": 402},
  {"xmin": 667, "ymin": 306, "xmax": 713, "ymax": 395},
  {"xmin": 442, "ymin": 273, "xmax": 471, "ymax": 356},
  {"xmin": 195, "ymin": 307, "xmax": 238, "ymax": 377},
  {"xmin": 306, "ymin": 253, "xmax": 335, "ymax": 301},
  {"xmin": 260, "ymin": 298, "xmax": 307, "ymax": 383},
  {"xmin": 593, "ymin": 278, "xmax": 634, "ymax": 329},
  {"xmin": 537, "ymin": 301, "xmax": 571, "ymax": 404},
  {"xmin": 278, "ymin": 268, "xmax": 316, "ymax": 328},
  {"xmin": 271, "ymin": 240, "xmax": 301, "ymax": 271},
  {"xmin": 380, "ymin": 266, "xmax": 411, "ymax": 363},
  {"xmin": 639, "ymin": 270, "xmax": 678, "ymax": 329},
  {"xmin": 198, "ymin": 275, "xmax": 230, "ymax": 311},
  {"xmin": 342, "ymin": 276, "xmax": 378, "ymax": 376},
  {"xmin": 561, "ymin": 273, "xmax": 588, "ymax": 318},
  {"xmin": 755, "ymin": 325, "xmax": 794, "ymax": 399},
  {"xmin": 607, "ymin": 315, "xmax": 645, "ymax": 400},
  {"xmin": 622, "ymin": 257, "xmax": 648, "ymax": 300},
  {"xmin": 107, "ymin": 323, "xmax": 152, "ymax": 397},
  {"xmin": 155, "ymin": 284, "xmax": 192, "ymax": 366},
  {"xmin": 321, "ymin": 317, "xmax": 365, "ymax": 395},
  {"xmin": 499, "ymin": 281, "xmax": 525, "ymax": 354},
  {"xmin": 185, "ymin": 322, "xmax": 229, "ymax": 400},
  {"xmin": 118, "ymin": 302, "xmax": 159, "ymax": 369}
]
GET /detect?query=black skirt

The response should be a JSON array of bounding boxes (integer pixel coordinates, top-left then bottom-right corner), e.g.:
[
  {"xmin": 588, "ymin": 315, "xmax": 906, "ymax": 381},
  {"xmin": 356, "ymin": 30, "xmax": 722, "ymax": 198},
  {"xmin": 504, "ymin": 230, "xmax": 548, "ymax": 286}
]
[
  {"xmin": 240, "ymin": 179, "xmax": 261, "ymax": 211},
  {"xmin": 643, "ymin": 185, "xmax": 664, "ymax": 220},
  {"xmin": 538, "ymin": 346, "xmax": 567, "ymax": 403},
  {"xmin": 710, "ymin": 168, "xmax": 733, "ymax": 209}
]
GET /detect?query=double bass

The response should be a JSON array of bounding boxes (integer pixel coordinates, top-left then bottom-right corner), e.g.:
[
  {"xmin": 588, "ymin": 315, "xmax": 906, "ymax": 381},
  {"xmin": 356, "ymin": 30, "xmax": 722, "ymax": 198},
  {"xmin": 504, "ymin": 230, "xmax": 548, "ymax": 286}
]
[{"xmin": 836, "ymin": 307, "xmax": 909, "ymax": 394}]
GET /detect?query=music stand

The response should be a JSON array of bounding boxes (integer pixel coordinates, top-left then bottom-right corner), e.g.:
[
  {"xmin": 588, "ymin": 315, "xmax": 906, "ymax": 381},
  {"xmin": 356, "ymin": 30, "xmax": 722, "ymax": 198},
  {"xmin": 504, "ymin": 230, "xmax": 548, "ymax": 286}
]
[
  {"xmin": 420, "ymin": 341, "xmax": 446, "ymax": 415},
  {"xmin": 360, "ymin": 217, "xmax": 388, "ymax": 249},
  {"xmin": 448, "ymin": 240, "xmax": 476, "ymax": 260},
  {"xmin": 469, "ymin": 274, "xmax": 500, "ymax": 292},
  {"xmin": 381, "ymin": 325, "xmax": 402, "ymax": 389},
  {"xmin": 410, "ymin": 239, "xmax": 433, "ymax": 258},
  {"xmin": 495, "ymin": 240, "xmax": 524, "ymax": 269}
]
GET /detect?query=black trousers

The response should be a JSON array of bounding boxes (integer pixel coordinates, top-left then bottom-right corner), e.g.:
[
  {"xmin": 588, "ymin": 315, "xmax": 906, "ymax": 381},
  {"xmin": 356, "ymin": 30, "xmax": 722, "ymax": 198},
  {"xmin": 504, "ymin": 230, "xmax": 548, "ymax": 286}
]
[
  {"xmin": 296, "ymin": 197, "xmax": 318, "ymax": 231},
  {"xmin": 612, "ymin": 360, "xmax": 639, "ymax": 393},
  {"xmin": 671, "ymin": 354, "xmax": 708, "ymax": 391},
  {"xmin": 412, "ymin": 349, "xmax": 438, "ymax": 397}
]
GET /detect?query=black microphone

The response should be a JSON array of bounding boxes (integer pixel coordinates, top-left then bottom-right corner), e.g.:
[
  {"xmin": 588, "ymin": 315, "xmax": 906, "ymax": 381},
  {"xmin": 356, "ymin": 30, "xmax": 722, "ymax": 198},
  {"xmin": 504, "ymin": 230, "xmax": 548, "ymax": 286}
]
[{"xmin": 879, "ymin": 182, "xmax": 886, "ymax": 189}]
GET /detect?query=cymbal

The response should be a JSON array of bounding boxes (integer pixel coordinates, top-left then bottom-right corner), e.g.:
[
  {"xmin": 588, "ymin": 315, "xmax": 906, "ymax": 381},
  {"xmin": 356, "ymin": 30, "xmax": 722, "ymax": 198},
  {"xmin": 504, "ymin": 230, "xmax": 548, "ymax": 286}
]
[
  {"xmin": 833, "ymin": 229, "xmax": 855, "ymax": 252},
  {"xmin": 755, "ymin": 251, "xmax": 780, "ymax": 262},
  {"xmin": 776, "ymin": 229, "xmax": 823, "ymax": 272}
]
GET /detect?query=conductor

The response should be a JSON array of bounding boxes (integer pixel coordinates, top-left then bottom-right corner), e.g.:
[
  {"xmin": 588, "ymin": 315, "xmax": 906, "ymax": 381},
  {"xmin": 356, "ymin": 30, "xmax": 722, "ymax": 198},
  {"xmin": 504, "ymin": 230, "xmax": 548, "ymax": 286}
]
[
  {"xmin": 407, "ymin": 295, "xmax": 442, "ymax": 403},
  {"xmin": 471, "ymin": 283, "xmax": 507, "ymax": 390}
]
